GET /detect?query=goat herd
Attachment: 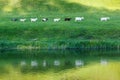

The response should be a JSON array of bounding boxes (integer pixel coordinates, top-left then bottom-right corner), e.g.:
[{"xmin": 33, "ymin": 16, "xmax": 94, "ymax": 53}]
[{"xmin": 11, "ymin": 17, "xmax": 110, "ymax": 22}]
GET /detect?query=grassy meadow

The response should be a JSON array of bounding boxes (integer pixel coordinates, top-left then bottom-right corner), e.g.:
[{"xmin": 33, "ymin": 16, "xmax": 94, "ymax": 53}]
[{"xmin": 0, "ymin": 0, "xmax": 120, "ymax": 49}]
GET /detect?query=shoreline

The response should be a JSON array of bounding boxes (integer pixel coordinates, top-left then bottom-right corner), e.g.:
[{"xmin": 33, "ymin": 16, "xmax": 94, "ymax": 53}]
[{"xmin": 0, "ymin": 40, "xmax": 119, "ymax": 50}]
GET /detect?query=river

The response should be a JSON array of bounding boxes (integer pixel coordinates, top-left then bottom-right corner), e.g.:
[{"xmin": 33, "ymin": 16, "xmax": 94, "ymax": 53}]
[{"xmin": 0, "ymin": 50, "xmax": 120, "ymax": 80}]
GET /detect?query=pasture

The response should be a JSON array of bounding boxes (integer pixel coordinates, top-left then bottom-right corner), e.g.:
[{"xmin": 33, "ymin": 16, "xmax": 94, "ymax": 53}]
[
  {"xmin": 0, "ymin": 11, "xmax": 120, "ymax": 49},
  {"xmin": 0, "ymin": 0, "xmax": 120, "ymax": 49}
]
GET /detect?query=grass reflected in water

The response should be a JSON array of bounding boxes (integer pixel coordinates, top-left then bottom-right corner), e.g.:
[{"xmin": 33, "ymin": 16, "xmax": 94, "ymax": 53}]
[{"xmin": 0, "ymin": 50, "xmax": 120, "ymax": 80}]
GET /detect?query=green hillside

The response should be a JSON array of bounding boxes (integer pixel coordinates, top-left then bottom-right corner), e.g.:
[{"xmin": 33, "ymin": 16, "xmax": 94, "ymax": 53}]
[
  {"xmin": 0, "ymin": 0, "xmax": 120, "ymax": 50},
  {"xmin": 0, "ymin": 0, "xmax": 120, "ymax": 12},
  {"xmin": 68, "ymin": 0, "xmax": 120, "ymax": 10},
  {"xmin": 0, "ymin": 0, "xmax": 89, "ymax": 12}
]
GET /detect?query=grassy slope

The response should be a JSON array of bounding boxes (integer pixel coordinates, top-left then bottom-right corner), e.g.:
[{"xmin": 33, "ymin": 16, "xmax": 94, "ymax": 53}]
[
  {"xmin": 68, "ymin": 0, "xmax": 120, "ymax": 10},
  {"xmin": 0, "ymin": 0, "xmax": 120, "ymax": 49}
]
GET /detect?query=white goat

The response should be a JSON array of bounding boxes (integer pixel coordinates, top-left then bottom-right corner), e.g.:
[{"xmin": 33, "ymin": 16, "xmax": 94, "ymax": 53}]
[
  {"xmin": 100, "ymin": 17, "xmax": 110, "ymax": 21},
  {"xmin": 54, "ymin": 18, "xmax": 61, "ymax": 22},
  {"xmin": 75, "ymin": 17, "xmax": 84, "ymax": 22},
  {"xmin": 20, "ymin": 18, "xmax": 26, "ymax": 22},
  {"xmin": 30, "ymin": 18, "xmax": 38, "ymax": 22}
]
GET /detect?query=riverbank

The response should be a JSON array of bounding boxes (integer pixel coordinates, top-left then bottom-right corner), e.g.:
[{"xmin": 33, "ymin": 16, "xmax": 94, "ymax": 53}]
[{"xmin": 0, "ymin": 40, "xmax": 120, "ymax": 50}]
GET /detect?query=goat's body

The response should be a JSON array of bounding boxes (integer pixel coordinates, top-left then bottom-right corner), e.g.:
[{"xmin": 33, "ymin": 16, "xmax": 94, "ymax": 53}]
[
  {"xmin": 100, "ymin": 17, "xmax": 110, "ymax": 21},
  {"xmin": 30, "ymin": 18, "xmax": 38, "ymax": 22},
  {"xmin": 54, "ymin": 18, "xmax": 60, "ymax": 22},
  {"xmin": 75, "ymin": 17, "xmax": 84, "ymax": 21}
]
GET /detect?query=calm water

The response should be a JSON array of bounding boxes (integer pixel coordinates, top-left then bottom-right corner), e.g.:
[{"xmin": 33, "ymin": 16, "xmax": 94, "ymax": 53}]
[{"xmin": 0, "ymin": 50, "xmax": 120, "ymax": 80}]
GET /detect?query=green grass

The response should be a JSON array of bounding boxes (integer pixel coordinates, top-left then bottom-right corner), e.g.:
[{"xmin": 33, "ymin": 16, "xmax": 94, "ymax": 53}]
[{"xmin": 0, "ymin": 0, "xmax": 120, "ymax": 49}]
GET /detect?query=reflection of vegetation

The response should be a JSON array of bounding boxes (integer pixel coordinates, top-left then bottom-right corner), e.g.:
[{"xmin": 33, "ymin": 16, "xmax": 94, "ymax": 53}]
[
  {"xmin": 0, "ymin": 66, "xmax": 9, "ymax": 75},
  {"xmin": 60, "ymin": 63, "xmax": 120, "ymax": 80},
  {"xmin": 0, "ymin": 62, "xmax": 120, "ymax": 80},
  {"xmin": 0, "ymin": 50, "xmax": 120, "ymax": 80},
  {"xmin": 0, "ymin": 50, "xmax": 120, "ymax": 59},
  {"xmin": 0, "ymin": 50, "xmax": 120, "ymax": 71}
]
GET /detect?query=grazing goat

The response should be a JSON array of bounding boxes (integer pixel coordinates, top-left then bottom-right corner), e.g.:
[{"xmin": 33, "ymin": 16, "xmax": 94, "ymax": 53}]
[
  {"xmin": 54, "ymin": 18, "xmax": 61, "ymax": 22},
  {"xmin": 64, "ymin": 18, "xmax": 71, "ymax": 21},
  {"xmin": 42, "ymin": 18, "xmax": 48, "ymax": 22},
  {"xmin": 75, "ymin": 17, "xmax": 84, "ymax": 21},
  {"xmin": 20, "ymin": 18, "xmax": 26, "ymax": 22},
  {"xmin": 100, "ymin": 17, "xmax": 110, "ymax": 21},
  {"xmin": 11, "ymin": 18, "xmax": 18, "ymax": 21},
  {"xmin": 30, "ymin": 18, "xmax": 38, "ymax": 22}
]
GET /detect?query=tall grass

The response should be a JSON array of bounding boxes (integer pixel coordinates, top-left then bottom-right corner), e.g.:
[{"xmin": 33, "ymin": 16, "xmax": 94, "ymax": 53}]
[{"xmin": 0, "ymin": 40, "xmax": 119, "ymax": 50}]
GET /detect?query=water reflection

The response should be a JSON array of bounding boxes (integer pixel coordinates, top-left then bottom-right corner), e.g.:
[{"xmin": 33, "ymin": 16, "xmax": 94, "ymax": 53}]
[
  {"xmin": 43, "ymin": 60, "xmax": 47, "ymax": 67},
  {"xmin": 20, "ymin": 61, "xmax": 26, "ymax": 67},
  {"xmin": 0, "ymin": 50, "xmax": 119, "ymax": 74},
  {"xmin": 100, "ymin": 59, "xmax": 108, "ymax": 65},
  {"xmin": 31, "ymin": 60, "xmax": 38, "ymax": 67},
  {"xmin": 18, "ymin": 58, "xmax": 109, "ymax": 72},
  {"xmin": 54, "ymin": 60, "xmax": 60, "ymax": 66},
  {"xmin": 75, "ymin": 60, "xmax": 84, "ymax": 67}
]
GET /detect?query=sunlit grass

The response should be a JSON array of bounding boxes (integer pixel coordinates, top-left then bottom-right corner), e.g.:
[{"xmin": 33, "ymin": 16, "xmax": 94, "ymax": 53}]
[
  {"xmin": 0, "ymin": 10, "xmax": 120, "ymax": 49},
  {"xmin": 3, "ymin": 0, "xmax": 21, "ymax": 12},
  {"xmin": 1, "ymin": 0, "xmax": 120, "ymax": 12},
  {"xmin": 68, "ymin": 0, "xmax": 120, "ymax": 10}
]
